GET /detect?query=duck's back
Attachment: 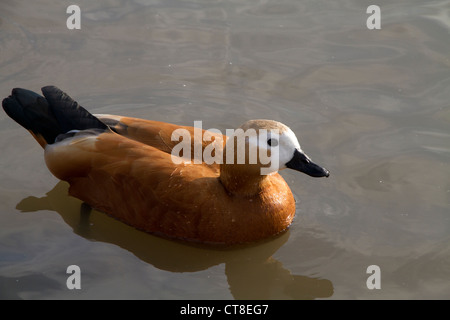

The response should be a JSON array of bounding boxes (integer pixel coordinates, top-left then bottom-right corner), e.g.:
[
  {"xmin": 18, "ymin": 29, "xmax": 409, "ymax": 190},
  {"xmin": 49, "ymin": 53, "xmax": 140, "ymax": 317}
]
[{"xmin": 96, "ymin": 114, "xmax": 227, "ymax": 168}]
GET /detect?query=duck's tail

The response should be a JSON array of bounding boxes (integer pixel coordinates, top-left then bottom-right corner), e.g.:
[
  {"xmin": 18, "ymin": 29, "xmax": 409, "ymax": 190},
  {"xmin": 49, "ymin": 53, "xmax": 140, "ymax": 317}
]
[{"xmin": 2, "ymin": 86, "xmax": 108, "ymax": 148}]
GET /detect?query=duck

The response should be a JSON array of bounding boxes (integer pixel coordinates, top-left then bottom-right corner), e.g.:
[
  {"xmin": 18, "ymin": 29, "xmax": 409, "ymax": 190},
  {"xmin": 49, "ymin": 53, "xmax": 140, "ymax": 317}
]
[{"xmin": 2, "ymin": 86, "xmax": 329, "ymax": 245}]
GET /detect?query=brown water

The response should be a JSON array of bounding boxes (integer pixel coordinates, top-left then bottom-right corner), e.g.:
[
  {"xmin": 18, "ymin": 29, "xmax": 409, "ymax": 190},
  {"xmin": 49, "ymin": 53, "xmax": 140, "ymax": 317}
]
[{"xmin": 1, "ymin": 0, "xmax": 449, "ymax": 299}]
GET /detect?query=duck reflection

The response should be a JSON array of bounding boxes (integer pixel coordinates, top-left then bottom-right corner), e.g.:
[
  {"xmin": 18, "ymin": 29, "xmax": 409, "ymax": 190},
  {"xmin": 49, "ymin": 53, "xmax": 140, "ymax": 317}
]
[{"xmin": 16, "ymin": 181, "xmax": 333, "ymax": 299}]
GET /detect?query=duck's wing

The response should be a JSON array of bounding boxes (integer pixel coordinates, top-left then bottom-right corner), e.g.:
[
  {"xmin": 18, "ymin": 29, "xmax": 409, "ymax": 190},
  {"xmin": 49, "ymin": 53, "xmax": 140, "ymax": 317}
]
[{"xmin": 96, "ymin": 115, "xmax": 227, "ymax": 162}]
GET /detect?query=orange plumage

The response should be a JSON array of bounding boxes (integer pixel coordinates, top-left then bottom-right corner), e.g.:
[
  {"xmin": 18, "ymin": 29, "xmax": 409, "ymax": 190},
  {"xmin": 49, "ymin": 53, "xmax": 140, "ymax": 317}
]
[{"xmin": 3, "ymin": 86, "xmax": 329, "ymax": 245}]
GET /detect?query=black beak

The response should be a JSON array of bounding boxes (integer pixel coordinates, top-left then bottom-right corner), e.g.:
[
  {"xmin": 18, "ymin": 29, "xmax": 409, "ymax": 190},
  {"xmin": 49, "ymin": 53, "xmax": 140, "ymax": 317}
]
[{"xmin": 285, "ymin": 149, "xmax": 330, "ymax": 178}]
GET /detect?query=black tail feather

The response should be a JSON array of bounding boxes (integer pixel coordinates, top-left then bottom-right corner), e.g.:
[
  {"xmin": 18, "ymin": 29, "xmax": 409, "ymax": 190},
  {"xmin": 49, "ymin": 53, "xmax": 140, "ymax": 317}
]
[
  {"xmin": 41, "ymin": 86, "xmax": 108, "ymax": 134},
  {"xmin": 3, "ymin": 88, "xmax": 62, "ymax": 144},
  {"xmin": 2, "ymin": 86, "xmax": 109, "ymax": 145}
]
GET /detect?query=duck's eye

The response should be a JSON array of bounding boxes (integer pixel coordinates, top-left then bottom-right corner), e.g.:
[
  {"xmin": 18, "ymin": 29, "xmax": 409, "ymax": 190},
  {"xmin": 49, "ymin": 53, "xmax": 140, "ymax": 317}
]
[{"xmin": 267, "ymin": 138, "xmax": 278, "ymax": 147}]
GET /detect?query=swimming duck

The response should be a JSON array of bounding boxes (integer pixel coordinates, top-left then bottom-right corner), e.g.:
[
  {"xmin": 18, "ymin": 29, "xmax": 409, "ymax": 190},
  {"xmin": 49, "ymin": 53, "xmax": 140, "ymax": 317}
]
[{"xmin": 2, "ymin": 86, "xmax": 329, "ymax": 245}]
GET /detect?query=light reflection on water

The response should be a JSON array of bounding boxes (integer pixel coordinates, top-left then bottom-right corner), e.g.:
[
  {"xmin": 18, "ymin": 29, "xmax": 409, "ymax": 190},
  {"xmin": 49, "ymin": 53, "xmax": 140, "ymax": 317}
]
[{"xmin": 0, "ymin": 0, "xmax": 449, "ymax": 299}]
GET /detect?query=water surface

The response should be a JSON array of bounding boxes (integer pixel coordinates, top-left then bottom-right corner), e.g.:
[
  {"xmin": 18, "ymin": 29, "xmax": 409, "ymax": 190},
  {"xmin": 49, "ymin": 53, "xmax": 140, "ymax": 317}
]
[{"xmin": 0, "ymin": 0, "xmax": 449, "ymax": 299}]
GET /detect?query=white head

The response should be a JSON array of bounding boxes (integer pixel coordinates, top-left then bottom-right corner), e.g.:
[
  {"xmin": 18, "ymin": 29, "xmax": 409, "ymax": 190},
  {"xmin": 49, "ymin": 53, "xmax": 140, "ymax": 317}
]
[{"xmin": 232, "ymin": 119, "xmax": 329, "ymax": 177}]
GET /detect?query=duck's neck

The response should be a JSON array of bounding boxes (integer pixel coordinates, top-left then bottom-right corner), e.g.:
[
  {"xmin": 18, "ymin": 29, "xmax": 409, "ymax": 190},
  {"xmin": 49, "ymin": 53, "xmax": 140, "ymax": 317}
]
[{"xmin": 219, "ymin": 163, "xmax": 271, "ymax": 197}]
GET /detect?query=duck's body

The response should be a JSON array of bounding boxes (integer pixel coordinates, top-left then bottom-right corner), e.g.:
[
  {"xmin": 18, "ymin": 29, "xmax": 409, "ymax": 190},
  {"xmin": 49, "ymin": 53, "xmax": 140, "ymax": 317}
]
[
  {"xmin": 3, "ymin": 86, "xmax": 329, "ymax": 245},
  {"xmin": 45, "ymin": 121, "xmax": 294, "ymax": 244}
]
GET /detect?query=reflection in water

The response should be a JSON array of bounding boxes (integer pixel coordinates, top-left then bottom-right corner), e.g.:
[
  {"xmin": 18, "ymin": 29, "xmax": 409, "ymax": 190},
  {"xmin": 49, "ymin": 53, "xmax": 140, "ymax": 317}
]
[{"xmin": 16, "ymin": 181, "xmax": 333, "ymax": 299}]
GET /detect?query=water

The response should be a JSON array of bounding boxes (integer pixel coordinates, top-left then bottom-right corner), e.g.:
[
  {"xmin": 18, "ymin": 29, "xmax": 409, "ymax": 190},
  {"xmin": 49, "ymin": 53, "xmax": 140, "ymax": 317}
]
[{"xmin": 0, "ymin": 0, "xmax": 449, "ymax": 299}]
